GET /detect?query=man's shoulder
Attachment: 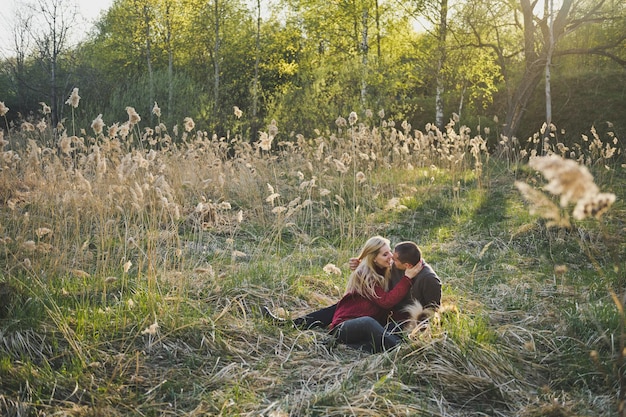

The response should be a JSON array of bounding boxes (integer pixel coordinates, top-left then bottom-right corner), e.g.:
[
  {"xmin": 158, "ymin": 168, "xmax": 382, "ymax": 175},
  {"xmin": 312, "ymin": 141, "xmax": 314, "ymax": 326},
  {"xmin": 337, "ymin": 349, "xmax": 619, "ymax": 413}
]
[{"xmin": 417, "ymin": 262, "xmax": 441, "ymax": 282}]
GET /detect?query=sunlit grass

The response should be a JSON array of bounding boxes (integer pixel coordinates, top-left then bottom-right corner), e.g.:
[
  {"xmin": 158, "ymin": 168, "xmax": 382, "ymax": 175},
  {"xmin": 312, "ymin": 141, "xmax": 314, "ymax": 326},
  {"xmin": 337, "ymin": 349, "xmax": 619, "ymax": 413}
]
[{"xmin": 0, "ymin": 97, "xmax": 623, "ymax": 415}]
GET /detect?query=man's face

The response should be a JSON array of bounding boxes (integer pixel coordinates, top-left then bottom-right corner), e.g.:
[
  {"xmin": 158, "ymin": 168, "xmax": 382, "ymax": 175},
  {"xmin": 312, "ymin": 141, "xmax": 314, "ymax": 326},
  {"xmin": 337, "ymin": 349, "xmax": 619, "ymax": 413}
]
[{"xmin": 392, "ymin": 251, "xmax": 411, "ymax": 270}]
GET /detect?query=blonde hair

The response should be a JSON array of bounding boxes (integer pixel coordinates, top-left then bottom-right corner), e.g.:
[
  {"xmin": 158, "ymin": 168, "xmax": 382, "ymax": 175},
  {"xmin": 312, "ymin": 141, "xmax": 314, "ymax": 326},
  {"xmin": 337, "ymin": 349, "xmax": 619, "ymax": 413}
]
[{"xmin": 344, "ymin": 236, "xmax": 391, "ymax": 299}]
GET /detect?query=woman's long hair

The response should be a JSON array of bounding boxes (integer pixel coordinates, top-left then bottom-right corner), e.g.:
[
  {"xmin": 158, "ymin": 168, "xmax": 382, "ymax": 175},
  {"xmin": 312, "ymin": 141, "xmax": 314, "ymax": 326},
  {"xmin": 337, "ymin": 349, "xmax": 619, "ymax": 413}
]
[{"xmin": 344, "ymin": 236, "xmax": 391, "ymax": 299}]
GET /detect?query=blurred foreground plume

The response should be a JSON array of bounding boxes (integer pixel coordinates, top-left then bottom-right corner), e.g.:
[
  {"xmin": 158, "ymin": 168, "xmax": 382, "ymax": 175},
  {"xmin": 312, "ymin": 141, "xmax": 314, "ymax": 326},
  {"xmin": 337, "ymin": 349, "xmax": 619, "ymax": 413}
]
[{"xmin": 515, "ymin": 154, "xmax": 616, "ymax": 226}]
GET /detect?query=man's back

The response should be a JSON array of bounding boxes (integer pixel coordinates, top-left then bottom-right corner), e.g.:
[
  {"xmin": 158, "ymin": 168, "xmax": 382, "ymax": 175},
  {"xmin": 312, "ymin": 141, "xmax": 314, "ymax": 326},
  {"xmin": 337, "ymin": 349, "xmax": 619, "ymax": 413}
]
[{"xmin": 390, "ymin": 262, "xmax": 441, "ymax": 311}]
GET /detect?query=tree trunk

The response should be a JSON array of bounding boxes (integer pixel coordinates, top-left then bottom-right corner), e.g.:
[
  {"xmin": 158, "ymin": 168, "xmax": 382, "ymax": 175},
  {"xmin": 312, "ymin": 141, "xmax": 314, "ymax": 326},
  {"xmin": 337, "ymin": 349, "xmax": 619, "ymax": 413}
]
[
  {"xmin": 434, "ymin": 0, "xmax": 448, "ymax": 130},
  {"xmin": 252, "ymin": 0, "xmax": 261, "ymax": 137},
  {"xmin": 144, "ymin": 5, "xmax": 154, "ymax": 123},
  {"xmin": 502, "ymin": 0, "xmax": 573, "ymax": 140},
  {"xmin": 213, "ymin": 0, "xmax": 220, "ymax": 123},
  {"xmin": 360, "ymin": 8, "xmax": 369, "ymax": 109},
  {"xmin": 544, "ymin": 0, "xmax": 555, "ymax": 147},
  {"xmin": 166, "ymin": 1, "xmax": 173, "ymax": 121},
  {"xmin": 374, "ymin": 0, "xmax": 381, "ymax": 61},
  {"xmin": 502, "ymin": 63, "xmax": 544, "ymax": 140}
]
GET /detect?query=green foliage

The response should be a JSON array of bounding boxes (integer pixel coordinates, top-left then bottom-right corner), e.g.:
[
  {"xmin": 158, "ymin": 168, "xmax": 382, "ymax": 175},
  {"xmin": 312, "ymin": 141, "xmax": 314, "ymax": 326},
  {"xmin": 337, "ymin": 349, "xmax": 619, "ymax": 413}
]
[
  {"xmin": 522, "ymin": 69, "xmax": 626, "ymax": 141},
  {"xmin": 1, "ymin": 0, "xmax": 624, "ymax": 143}
]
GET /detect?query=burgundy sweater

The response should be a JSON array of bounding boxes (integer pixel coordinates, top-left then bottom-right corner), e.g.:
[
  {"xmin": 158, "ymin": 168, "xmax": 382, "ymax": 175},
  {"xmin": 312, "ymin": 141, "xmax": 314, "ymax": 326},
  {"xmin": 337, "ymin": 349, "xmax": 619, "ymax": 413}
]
[{"xmin": 330, "ymin": 275, "xmax": 413, "ymax": 329}]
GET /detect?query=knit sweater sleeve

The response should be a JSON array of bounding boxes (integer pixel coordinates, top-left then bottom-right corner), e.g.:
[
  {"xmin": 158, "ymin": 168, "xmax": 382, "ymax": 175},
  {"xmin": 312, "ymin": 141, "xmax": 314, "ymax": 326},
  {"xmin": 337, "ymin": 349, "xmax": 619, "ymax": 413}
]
[{"xmin": 371, "ymin": 275, "xmax": 413, "ymax": 309}]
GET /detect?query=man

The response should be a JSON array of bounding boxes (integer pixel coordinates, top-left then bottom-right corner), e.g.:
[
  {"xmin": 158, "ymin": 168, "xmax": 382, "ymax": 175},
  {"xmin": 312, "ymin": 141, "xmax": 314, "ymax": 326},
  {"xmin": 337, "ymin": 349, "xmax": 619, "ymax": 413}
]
[{"xmin": 264, "ymin": 241, "xmax": 441, "ymax": 330}]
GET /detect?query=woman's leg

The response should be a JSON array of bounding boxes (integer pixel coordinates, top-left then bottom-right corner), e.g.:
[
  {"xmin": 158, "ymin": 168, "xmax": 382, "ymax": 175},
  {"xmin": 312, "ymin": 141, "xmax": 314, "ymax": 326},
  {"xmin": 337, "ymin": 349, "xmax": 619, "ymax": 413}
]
[
  {"xmin": 333, "ymin": 316, "xmax": 402, "ymax": 353},
  {"xmin": 293, "ymin": 304, "xmax": 337, "ymax": 329}
]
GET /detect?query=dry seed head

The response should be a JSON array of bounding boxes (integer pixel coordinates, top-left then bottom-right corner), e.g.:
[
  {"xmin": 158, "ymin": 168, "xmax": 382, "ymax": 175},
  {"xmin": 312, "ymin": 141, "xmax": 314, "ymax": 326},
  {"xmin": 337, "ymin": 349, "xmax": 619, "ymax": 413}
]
[
  {"xmin": 108, "ymin": 123, "xmax": 119, "ymax": 138},
  {"xmin": 119, "ymin": 122, "xmax": 130, "ymax": 139},
  {"xmin": 141, "ymin": 320, "xmax": 159, "ymax": 336},
  {"xmin": 514, "ymin": 181, "xmax": 570, "ymax": 228},
  {"xmin": 287, "ymin": 197, "xmax": 301, "ymax": 208},
  {"xmin": 233, "ymin": 106, "xmax": 242, "ymax": 118},
  {"xmin": 268, "ymin": 119, "xmax": 278, "ymax": 138},
  {"xmin": 348, "ymin": 111, "xmax": 358, "ymax": 126},
  {"xmin": 126, "ymin": 107, "xmax": 141, "ymax": 125},
  {"xmin": 36, "ymin": 120, "xmax": 46, "ymax": 132},
  {"xmin": 184, "ymin": 117, "xmax": 195, "ymax": 132},
  {"xmin": 21, "ymin": 122, "xmax": 35, "ymax": 132},
  {"xmin": 58, "ymin": 134, "xmax": 73, "ymax": 155},
  {"xmin": 152, "ymin": 102, "xmax": 161, "ymax": 118},
  {"xmin": 333, "ymin": 159, "xmax": 348, "ymax": 174},
  {"xmin": 35, "ymin": 228, "xmax": 52, "ymax": 239},
  {"xmin": 323, "ymin": 263, "xmax": 342, "ymax": 275},
  {"xmin": 603, "ymin": 144, "xmax": 616, "ymax": 159},
  {"xmin": 91, "ymin": 114, "xmax": 105, "ymax": 135},
  {"xmin": 0, "ymin": 101, "xmax": 9, "ymax": 116},
  {"xmin": 71, "ymin": 269, "xmax": 90, "ymax": 278},
  {"xmin": 335, "ymin": 116, "xmax": 347, "ymax": 127},
  {"xmin": 573, "ymin": 192, "xmax": 616, "ymax": 220},
  {"xmin": 266, "ymin": 193, "xmax": 280, "ymax": 205},
  {"xmin": 65, "ymin": 88, "xmax": 80, "ymax": 108},
  {"xmin": 529, "ymin": 154, "xmax": 598, "ymax": 208},
  {"xmin": 258, "ymin": 131, "xmax": 273, "ymax": 151}
]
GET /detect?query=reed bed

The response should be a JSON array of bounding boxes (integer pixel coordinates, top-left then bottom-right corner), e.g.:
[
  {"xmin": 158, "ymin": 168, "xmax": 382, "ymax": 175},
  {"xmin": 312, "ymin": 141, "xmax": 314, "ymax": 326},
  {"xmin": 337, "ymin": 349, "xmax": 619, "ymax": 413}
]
[{"xmin": 0, "ymin": 97, "xmax": 623, "ymax": 416}]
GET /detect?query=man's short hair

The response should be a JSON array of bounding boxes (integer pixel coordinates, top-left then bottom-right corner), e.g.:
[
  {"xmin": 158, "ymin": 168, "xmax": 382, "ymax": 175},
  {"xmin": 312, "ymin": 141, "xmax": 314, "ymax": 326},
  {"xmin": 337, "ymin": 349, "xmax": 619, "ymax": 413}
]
[{"xmin": 394, "ymin": 241, "xmax": 421, "ymax": 265}]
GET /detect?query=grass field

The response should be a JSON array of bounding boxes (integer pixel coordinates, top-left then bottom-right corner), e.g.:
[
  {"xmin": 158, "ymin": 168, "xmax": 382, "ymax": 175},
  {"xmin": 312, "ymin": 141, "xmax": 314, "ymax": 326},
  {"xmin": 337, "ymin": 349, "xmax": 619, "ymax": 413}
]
[{"xmin": 0, "ymin": 104, "xmax": 624, "ymax": 416}]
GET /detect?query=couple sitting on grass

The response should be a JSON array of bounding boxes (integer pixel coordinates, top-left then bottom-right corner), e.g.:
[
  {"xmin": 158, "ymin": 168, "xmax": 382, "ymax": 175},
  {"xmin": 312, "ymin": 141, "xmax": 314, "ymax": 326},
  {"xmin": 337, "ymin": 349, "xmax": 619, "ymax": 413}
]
[{"xmin": 266, "ymin": 236, "xmax": 442, "ymax": 354}]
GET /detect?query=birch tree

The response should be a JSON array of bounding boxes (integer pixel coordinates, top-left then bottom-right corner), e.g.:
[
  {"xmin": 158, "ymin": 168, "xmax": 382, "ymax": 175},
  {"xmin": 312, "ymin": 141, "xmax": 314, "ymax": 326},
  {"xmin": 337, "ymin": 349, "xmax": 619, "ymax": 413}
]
[{"xmin": 28, "ymin": 0, "xmax": 78, "ymax": 126}]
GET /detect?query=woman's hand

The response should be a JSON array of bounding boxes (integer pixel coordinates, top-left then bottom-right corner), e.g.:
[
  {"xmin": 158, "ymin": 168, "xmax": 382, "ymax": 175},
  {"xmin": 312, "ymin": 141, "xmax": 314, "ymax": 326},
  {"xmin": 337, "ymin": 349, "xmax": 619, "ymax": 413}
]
[{"xmin": 404, "ymin": 259, "xmax": 424, "ymax": 279}]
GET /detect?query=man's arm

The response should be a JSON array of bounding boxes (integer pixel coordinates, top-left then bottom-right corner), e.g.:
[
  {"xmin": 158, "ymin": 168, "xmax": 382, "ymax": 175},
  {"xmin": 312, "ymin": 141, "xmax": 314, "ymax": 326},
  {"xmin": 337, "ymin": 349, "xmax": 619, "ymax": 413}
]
[{"xmin": 412, "ymin": 263, "xmax": 441, "ymax": 309}]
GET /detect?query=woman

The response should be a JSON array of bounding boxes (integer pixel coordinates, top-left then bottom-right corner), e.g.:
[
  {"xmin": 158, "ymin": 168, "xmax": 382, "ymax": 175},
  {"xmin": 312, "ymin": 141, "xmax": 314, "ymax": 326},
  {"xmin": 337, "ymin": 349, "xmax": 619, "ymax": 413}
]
[{"xmin": 330, "ymin": 236, "xmax": 422, "ymax": 353}]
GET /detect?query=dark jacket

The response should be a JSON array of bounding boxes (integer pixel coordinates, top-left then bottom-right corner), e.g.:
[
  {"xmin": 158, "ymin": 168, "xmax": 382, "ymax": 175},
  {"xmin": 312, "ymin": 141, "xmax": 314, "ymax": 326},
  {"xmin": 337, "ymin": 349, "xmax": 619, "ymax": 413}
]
[{"xmin": 389, "ymin": 261, "xmax": 441, "ymax": 321}]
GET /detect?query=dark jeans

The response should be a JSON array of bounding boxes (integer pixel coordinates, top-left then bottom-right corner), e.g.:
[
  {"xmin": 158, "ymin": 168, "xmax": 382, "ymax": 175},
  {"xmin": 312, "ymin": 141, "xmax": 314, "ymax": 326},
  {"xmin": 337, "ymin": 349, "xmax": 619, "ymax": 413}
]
[
  {"xmin": 293, "ymin": 304, "xmax": 337, "ymax": 329},
  {"xmin": 332, "ymin": 316, "xmax": 402, "ymax": 353}
]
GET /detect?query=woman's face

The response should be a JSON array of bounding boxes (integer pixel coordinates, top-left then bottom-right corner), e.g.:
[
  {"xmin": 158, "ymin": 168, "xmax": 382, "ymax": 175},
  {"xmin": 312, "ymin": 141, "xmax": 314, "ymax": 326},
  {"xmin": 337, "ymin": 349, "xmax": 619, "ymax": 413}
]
[{"xmin": 373, "ymin": 244, "xmax": 393, "ymax": 269}]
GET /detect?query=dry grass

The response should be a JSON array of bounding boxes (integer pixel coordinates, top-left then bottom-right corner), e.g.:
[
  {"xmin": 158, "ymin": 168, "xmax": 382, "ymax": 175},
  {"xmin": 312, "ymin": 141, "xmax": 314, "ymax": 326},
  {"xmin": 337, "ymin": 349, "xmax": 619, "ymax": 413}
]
[{"xmin": 0, "ymin": 102, "xmax": 623, "ymax": 415}]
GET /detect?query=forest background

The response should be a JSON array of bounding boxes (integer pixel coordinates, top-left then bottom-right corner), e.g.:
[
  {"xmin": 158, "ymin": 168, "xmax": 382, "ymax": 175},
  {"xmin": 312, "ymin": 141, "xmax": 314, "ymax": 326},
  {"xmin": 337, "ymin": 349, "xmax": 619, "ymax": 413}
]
[
  {"xmin": 0, "ymin": 0, "xmax": 624, "ymax": 145},
  {"xmin": 1, "ymin": 0, "xmax": 626, "ymax": 416}
]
